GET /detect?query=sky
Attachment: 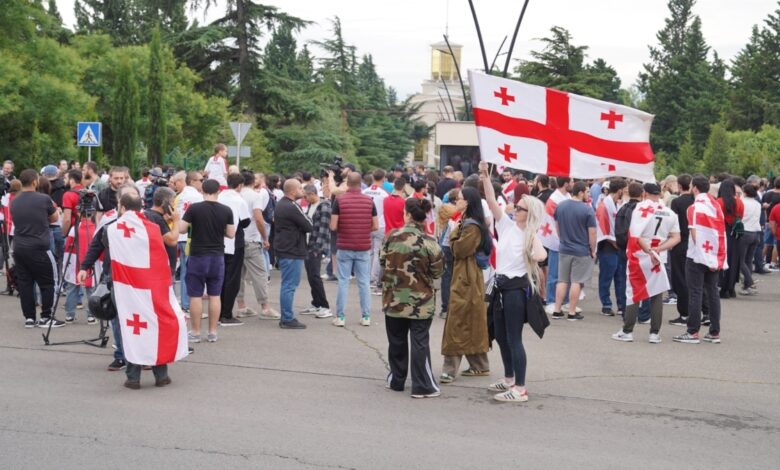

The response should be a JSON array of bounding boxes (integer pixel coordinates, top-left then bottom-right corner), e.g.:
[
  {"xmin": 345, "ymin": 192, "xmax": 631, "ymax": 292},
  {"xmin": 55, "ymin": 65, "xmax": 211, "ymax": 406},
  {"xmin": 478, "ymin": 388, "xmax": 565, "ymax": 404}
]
[{"xmin": 56, "ymin": 0, "xmax": 778, "ymax": 98}]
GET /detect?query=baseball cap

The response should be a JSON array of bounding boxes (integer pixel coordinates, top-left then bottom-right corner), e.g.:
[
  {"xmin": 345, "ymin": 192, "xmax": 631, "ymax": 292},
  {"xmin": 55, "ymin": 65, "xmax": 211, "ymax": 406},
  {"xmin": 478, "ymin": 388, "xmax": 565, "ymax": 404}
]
[
  {"xmin": 41, "ymin": 165, "xmax": 58, "ymax": 178},
  {"xmin": 643, "ymin": 182, "xmax": 661, "ymax": 195}
]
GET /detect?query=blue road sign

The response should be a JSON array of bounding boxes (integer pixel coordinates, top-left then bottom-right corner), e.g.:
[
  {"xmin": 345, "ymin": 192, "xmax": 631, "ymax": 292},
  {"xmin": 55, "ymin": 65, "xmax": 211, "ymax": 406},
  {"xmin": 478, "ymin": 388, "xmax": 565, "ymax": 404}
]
[{"xmin": 77, "ymin": 122, "xmax": 102, "ymax": 147}]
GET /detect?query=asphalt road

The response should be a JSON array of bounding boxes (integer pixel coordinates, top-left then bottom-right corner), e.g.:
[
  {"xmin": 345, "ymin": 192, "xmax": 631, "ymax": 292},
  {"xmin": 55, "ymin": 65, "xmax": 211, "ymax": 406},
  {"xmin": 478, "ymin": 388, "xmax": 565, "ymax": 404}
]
[{"xmin": 1, "ymin": 268, "xmax": 779, "ymax": 469}]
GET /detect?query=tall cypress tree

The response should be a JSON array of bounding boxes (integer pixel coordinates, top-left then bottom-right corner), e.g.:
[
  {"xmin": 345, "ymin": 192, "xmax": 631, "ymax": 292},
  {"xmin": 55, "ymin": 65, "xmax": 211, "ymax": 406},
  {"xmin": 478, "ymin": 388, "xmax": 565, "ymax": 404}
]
[
  {"xmin": 112, "ymin": 59, "xmax": 140, "ymax": 175},
  {"xmin": 147, "ymin": 26, "xmax": 167, "ymax": 165}
]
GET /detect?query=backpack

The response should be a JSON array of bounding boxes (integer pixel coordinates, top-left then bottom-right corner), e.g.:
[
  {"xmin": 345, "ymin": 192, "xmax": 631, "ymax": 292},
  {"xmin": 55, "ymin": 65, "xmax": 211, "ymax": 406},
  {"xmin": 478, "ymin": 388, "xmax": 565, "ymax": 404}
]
[
  {"xmin": 464, "ymin": 219, "xmax": 493, "ymax": 269},
  {"xmin": 262, "ymin": 188, "xmax": 276, "ymax": 224},
  {"xmin": 615, "ymin": 200, "xmax": 637, "ymax": 253}
]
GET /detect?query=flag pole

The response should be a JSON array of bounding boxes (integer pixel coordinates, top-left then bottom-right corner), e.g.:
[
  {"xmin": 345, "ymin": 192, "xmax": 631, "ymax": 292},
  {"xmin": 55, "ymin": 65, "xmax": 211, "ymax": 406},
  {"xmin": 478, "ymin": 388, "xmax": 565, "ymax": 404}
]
[
  {"xmin": 443, "ymin": 35, "xmax": 471, "ymax": 120},
  {"xmin": 467, "ymin": 0, "xmax": 490, "ymax": 73},
  {"xmin": 490, "ymin": 35, "xmax": 508, "ymax": 73},
  {"xmin": 503, "ymin": 0, "xmax": 531, "ymax": 77}
]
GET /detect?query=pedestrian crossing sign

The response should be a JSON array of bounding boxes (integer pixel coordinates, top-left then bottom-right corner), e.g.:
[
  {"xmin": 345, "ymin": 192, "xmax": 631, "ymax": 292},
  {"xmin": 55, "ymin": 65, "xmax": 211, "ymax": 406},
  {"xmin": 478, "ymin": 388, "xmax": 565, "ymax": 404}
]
[{"xmin": 77, "ymin": 122, "xmax": 101, "ymax": 147}]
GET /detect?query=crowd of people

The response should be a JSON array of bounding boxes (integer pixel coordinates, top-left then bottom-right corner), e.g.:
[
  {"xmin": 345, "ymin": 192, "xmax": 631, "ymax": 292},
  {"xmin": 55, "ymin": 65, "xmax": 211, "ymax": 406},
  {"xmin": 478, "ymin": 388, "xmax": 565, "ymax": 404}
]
[{"xmin": 3, "ymin": 150, "xmax": 780, "ymax": 399}]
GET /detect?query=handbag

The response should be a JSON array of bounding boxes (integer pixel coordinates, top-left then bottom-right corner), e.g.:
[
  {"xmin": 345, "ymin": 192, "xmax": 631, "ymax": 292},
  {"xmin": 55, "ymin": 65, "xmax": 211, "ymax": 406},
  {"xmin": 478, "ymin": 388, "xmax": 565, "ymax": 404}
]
[{"xmin": 730, "ymin": 218, "xmax": 744, "ymax": 239}]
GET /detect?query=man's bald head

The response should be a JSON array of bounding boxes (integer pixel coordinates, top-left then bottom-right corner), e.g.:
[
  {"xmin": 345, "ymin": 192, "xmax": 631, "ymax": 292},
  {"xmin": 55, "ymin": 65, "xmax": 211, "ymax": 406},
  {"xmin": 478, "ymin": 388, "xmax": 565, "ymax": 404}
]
[
  {"xmin": 347, "ymin": 172, "xmax": 362, "ymax": 188},
  {"xmin": 283, "ymin": 178, "xmax": 301, "ymax": 196}
]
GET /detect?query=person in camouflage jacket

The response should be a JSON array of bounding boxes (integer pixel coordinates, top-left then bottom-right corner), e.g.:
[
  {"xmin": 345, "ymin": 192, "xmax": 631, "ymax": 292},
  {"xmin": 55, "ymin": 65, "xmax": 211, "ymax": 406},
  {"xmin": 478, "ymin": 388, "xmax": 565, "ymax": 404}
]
[{"xmin": 380, "ymin": 198, "xmax": 444, "ymax": 398}]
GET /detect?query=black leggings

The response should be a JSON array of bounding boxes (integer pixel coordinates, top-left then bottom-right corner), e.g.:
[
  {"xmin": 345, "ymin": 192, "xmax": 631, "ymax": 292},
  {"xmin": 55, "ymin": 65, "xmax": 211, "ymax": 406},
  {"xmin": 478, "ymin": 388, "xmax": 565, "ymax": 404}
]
[{"xmin": 494, "ymin": 281, "xmax": 528, "ymax": 386}]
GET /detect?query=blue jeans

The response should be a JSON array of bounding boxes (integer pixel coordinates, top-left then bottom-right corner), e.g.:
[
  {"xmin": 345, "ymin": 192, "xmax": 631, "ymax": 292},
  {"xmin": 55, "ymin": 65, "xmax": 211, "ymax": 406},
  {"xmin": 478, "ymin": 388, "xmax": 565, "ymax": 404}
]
[
  {"xmin": 111, "ymin": 318, "xmax": 124, "ymax": 361},
  {"xmin": 65, "ymin": 282, "xmax": 94, "ymax": 319},
  {"xmin": 177, "ymin": 241, "xmax": 190, "ymax": 310},
  {"xmin": 545, "ymin": 250, "xmax": 569, "ymax": 305},
  {"xmin": 336, "ymin": 249, "xmax": 371, "ymax": 318},
  {"xmin": 597, "ymin": 250, "xmax": 619, "ymax": 309},
  {"xmin": 279, "ymin": 257, "xmax": 304, "ymax": 322}
]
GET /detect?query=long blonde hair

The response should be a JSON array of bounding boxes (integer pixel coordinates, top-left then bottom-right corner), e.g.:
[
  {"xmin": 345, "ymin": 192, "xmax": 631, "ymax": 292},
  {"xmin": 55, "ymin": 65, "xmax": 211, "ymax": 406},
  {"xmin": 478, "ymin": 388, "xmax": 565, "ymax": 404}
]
[{"xmin": 521, "ymin": 194, "xmax": 544, "ymax": 293}]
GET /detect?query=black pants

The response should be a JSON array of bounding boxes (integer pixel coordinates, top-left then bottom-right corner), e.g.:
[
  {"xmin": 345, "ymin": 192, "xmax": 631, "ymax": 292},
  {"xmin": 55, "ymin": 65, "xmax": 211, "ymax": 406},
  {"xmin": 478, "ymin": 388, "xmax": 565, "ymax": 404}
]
[
  {"xmin": 220, "ymin": 246, "xmax": 244, "ymax": 320},
  {"xmin": 493, "ymin": 283, "xmax": 528, "ymax": 386},
  {"xmin": 737, "ymin": 231, "xmax": 759, "ymax": 289},
  {"xmin": 304, "ymin": 252, "xmax": 329, "ymax": 309},
  {"xmin": 720, "ymin": 230, "xmax": 739, "ymax": 294},
  {"xmin": 13, "ymin": 246, "xmax": 57, "ymax": 321},
  {"xmin": 686, "ymin": 259, "xmax": 721, "ymax": 335},
  {"xmin": 440, "ymin": 246, "xmax": 453, "ymax": 313},
  {"xmin": 670, "ymin": 241, "xmax": 689, "ymax": 317},
  {"xmin": 385, "ymin": 316, "xmax": 439, "ymax": 395}
]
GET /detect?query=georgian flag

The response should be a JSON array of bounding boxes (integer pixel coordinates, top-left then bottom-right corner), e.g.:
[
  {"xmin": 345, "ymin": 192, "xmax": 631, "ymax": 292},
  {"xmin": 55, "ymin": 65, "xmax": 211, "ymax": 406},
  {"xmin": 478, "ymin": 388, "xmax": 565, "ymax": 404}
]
[
  {"xmin": 96, "ymin": 209, "xmax": 118, "ymax": 232},
  {"xmin": 63, "ymin": 220, "xmax": 102, "ymax": 288},
  {"xmin": 595, "ymin": 195, "xmax": 618, "ymax": 243},
  {"xmin": 108, "ymin": 211, "xmax": 188, "ymax": 366},
  {"xmin": 469, "ymin": 71, "xmax": 656, "ymax": 182},
  {"xmin": 502, "ymin": 179, "xmax": 517, "ymax": 203},
  {"xmin": 625, "ymin": 200, "xmax": 670, "ymax": 305},
  {"xmin": 686, "ymin": 193, "xmax": 728, "ymax": 270},
  {"xmin": 538, "ymin": 190, "xmax": 569, "ymax": 251}
]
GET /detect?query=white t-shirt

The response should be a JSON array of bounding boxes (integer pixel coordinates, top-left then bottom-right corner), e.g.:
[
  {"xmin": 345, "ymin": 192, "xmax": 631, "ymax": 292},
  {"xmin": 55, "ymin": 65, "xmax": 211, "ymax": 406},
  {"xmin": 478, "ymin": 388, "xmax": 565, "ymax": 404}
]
[
  {"xmin": 363, "ymin": 184, "xmax": 388, "ymax": 230},
  {"xmin": 217, "ymin": 189, "xmax": 250, "ymax": 255},
  {"xmin": 638, "ymin": 202, "xmax": 680, "ymax": 263},
  {"xmin": 135, "ymin": 177, "xmax": 152, "ymax": 195},
  {"xmin": 495, "ymin": 213, "xmax": 528, "ymax": 279},
  {"xmin": 204, "ymin": 155, "xmax": 228, "ymax": 186},
  {"xmin": 742, "ymin": 197, "xmax": 761, "ymax": 232},
  {"xmin": 240, "ymin": 187, "xmax": 268, "ymax": 242},
  {"xmin": 175, "ymin": 186, "xmax": 204, "ymax": 242}
]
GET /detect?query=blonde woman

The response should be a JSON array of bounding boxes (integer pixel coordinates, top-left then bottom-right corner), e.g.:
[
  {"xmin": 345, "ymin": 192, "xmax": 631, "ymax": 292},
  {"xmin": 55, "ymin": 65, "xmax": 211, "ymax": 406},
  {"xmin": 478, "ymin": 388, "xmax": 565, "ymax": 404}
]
[
  {"xmin": 661, "ymin": 175, "xmax": 678, "ymax": 206},
  {"xmin": 480, "ymin": 162, "xmax": 546, "ymax": 402}
]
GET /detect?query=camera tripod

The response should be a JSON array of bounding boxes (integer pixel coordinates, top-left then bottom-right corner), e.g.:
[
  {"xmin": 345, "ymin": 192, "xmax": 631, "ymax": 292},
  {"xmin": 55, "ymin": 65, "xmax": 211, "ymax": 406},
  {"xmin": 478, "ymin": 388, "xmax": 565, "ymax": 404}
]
[{"xmin": 43, "ymin": 205, "xmax": 109, "ymax": 348}]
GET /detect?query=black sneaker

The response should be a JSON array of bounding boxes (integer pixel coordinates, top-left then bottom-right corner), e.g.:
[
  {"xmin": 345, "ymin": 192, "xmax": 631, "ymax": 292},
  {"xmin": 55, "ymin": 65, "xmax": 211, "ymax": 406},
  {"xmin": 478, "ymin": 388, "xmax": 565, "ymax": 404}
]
[
  {"xmin": 601, "ymin": 307, "xmax": 616, "ymax": 316},
  {"xmin": 551, "ymin": 311, "xmax": 565, "ymax": 320},
  {"xmin": 669, "ymin": 316, "xmax": 688, "ymax": 326},
  {"xmin": 107, "ymin": 359, "xmax": 126, "ymax": 371},
  {"xmin": 38, "ymin": 318, "xmax": 65, "ymax": 328},
  {"xmin": 218, "ymin": 317, "xmax": 244, "ymax": 327},
  {"xmin": 279, "ymin": 319, "xmax": 307, "ymax": 329},
  {"xmin": 567, "ymin": 313, "xmax": 584, "ymax": 321},
  {"xmin": 702, "ymin": 316, "xmax": 711, "ymax": 326},
  {"xmin": 24, "ymin": 318, "xmax": 35, "ymax": 328}
]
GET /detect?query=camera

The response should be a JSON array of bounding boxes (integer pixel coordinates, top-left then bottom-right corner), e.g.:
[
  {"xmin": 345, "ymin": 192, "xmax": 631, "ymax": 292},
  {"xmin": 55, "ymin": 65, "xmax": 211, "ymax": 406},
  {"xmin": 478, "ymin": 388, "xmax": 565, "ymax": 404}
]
[
  {"xmin": 150, "ymin": 169, "xmax": 172, "ymax": 188},
  {"xmin": 320, "ymin": 155, "xmax": 345, "ymax": 185},
  {"xmin": 77, "ymin": 189, "xmax": 98, "ymax": 215}
]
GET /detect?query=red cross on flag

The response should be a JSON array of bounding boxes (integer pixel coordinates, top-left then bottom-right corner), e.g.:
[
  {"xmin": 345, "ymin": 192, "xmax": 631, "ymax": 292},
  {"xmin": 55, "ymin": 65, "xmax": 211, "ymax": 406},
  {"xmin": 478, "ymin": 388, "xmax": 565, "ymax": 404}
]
[
  {"xmin": 468, "ymin": 71, "xmax": 656, "ymax": 182},
  {"xmin": 625, "ymin": 200, "xmax": 670, "ymax": 305},
  {"xmin": 108, "ymin": 211, "xmax": 188, "ymax": 366},
  {"xmin": 686, "ymin": 193, "xmax": 728, "ymax": 271}
]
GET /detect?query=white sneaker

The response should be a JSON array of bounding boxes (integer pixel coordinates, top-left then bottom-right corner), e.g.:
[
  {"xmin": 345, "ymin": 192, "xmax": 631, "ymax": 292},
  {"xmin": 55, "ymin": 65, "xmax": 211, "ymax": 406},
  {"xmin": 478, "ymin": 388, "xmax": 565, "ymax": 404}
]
[
  {"xmin": 236, "ymin": 307, "xmax": 258, "ymax": 318},
  {"xmin": 299, "ymin": 307, "xmax": 320, "ymax": 315},
  {"xmin": 544, "ymin": 303, "xmax": 555, "ymax": 315},
  {"xmin": 360, "ymin": 316, "xmax": 371, "ymax": 326},
  {"xmin": 201, "ymin": 312, "xmax": 208, "ymax": 319},
  {"xmin": 611, "ymin": 330, "xmax": 634, "ymax": 342},
  {"xmin": 493, "ymin": 388, "xmax": 528, "ymax": 402},
  {"xmin": 648, "ymin": 333, "xmax": 662, "ymax": 344},
  {"xmin": 563, "ymin": 304, "xmax": 583, "ymax": 314},
  {"xmin": 259, "ymin": 308, "xmax": 281, "ymax": 320},
  {"xmin": 332, "ymin": 316, "xmax": 345, "ymax": 327},
  {"xmin": 487, "ymin": 379, "xmax": 514, "ymax": 392},
  {"xmin": 315, "ymin": 308, "xmax": 333, "ymax": 319},
  {"xmin": 411, "ymin": 391, "xmax": 441, "ymax": 399}
]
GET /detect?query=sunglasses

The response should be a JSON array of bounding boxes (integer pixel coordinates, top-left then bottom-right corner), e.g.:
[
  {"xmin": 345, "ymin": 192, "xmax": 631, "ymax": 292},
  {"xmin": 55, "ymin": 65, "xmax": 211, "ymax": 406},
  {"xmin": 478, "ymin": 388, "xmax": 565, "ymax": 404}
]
[{"xmin": 515, "ymin": 205, "xmax": 528, "ymax": 212}]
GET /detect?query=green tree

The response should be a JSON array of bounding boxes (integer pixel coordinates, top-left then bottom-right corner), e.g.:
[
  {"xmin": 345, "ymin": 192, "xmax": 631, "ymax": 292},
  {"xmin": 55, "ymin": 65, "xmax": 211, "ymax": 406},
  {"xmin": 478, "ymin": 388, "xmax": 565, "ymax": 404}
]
[
  {"xmin": 674, "ymin": 131, "xmax": 701, "ymax": 174},
  {"xmin": 702, "ymin": 122, "xmax": 730, "ymax": 175},
  {"xmin": 147, "ymin": 26, "xmax": 167, "ymax": 165},
  {"xmin": 639, "ymin": 0, "xmax": 727, "ymax": 158},
  {"xmin": 75, "ymin": 0, "xmax": 188, "ymax": 45},
  {"xmin": 112, "ymin": 59, "xmax": 141, "ymax": 174},
  {"xmin": 514, "ymin": 26, "xmax": 622, "ymax": 102}
]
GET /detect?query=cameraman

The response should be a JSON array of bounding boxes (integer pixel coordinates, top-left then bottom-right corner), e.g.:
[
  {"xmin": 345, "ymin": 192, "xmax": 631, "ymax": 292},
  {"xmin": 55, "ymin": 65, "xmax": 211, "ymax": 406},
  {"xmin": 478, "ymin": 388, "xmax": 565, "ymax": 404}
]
[
  {"xmin": 61, "ymin": 169, "xmax": 84, "ymax": 236},
  {"xmin": 96, "ymin": 166, "xmax": 128, "ymax": 222},
  {"xmin": 144, "ymin": 187, "xmax": 180, "ymax": 275},
  {"xmin": 143, "ymin": 167, "xmax": 164, "ymax": 209},
  {"xmin": 10, "ymin": 169, "xmax": 62, "ymax": 328}
]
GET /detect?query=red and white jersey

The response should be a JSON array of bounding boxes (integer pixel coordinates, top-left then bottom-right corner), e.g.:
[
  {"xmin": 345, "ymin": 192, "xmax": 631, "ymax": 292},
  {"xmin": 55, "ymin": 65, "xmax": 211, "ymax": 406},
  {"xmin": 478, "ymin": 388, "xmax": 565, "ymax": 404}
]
[
  {"xmin": 109, "ymin": 211, "xmax": 188, "ymax": 366},
  {"xmin": 595, "ymin": 195, "xmax": 618, "ymax": 243},
  {"xmin": 538, "ymin": 189, "xmax": 569, "ymax": 251},
  {"xmin": 625, "ymin": 199, "xmax": 677, "ymax": 305},
  {"xmin": 686, "ymin": 193, "xmax": 727, "ymax": 270},
  {"xmin": 204, "ymin": 155, "xmax": 228, "ymax": 186}
]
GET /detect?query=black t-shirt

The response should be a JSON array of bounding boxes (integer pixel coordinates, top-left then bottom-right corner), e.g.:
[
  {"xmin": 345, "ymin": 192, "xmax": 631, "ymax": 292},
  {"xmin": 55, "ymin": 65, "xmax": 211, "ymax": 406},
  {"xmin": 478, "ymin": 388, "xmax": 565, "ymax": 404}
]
[
  {"xmin": 671, "ymin": 193, "xmax": 695, "ymax": 241},
  {"xmin": 762, "ymin": 190, "xmax": 780, "ymax": 216},
  {"xmin": 537, "ymin": 188, "xmax": 554, "ymax": 204},
  {"xmin": 182, "ymin": 201, "xmax": 233, "ymax": 256},
  {"xmin": 10, "ymin": 191, "xmax": 56, "ymax": 250},
  {"xmin": 144, "ymin": 210, "xmax": 177, "ymax": 272},
  {"xmin": 96, "ymin": 186, "xmax": 118, "ymax": 213}
]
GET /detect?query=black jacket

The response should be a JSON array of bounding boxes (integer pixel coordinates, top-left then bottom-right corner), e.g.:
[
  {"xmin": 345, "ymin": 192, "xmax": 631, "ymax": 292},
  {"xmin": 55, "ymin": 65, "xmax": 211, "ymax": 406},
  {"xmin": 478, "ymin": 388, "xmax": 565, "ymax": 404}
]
[
  {"xmin": 273, "ymin": 197, "xmax": 312, "ymax": 259},
  {"xmin": 50, "ymin": 178, "xmax": 67, "ymax": 207}
]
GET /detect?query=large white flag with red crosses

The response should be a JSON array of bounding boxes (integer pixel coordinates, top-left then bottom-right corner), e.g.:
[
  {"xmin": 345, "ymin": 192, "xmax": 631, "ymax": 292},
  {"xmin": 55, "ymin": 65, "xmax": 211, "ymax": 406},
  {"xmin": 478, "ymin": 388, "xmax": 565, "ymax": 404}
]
[
  {"xmin": 108, "ymin": 211, "xmax": 188, "ymax": 366},
  {"xmin": 468, "ymin": 71, "xmax": 656, "ymax": 182},
  {"xmin": 625, "ymin": 200, "xmax": 670, "ymax": 305}
]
